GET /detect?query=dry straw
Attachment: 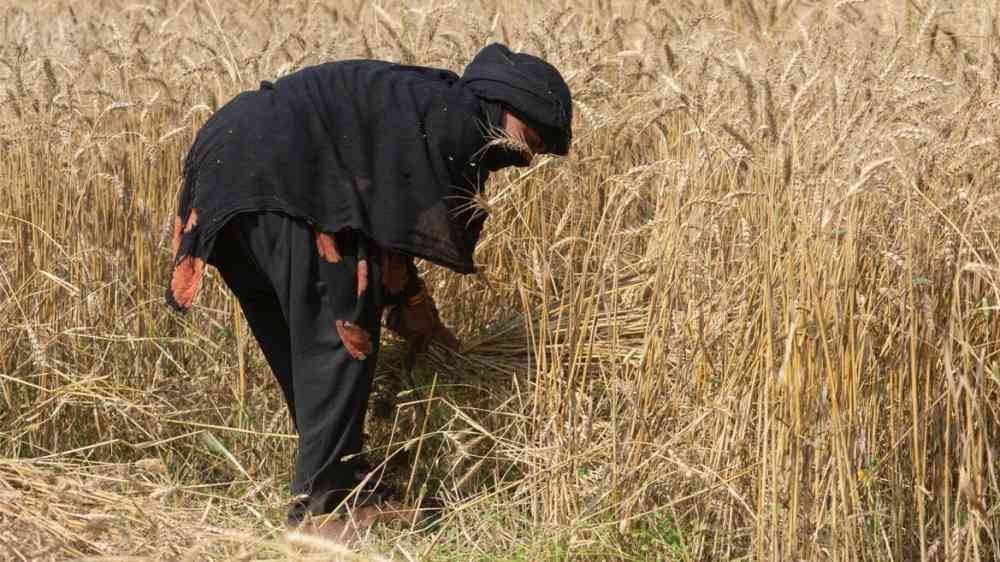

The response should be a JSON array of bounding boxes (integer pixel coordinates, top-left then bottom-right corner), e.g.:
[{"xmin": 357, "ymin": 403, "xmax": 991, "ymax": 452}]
[{"xmin": 1, "ymin": 0, "xmax": 999, "ymax": 560}]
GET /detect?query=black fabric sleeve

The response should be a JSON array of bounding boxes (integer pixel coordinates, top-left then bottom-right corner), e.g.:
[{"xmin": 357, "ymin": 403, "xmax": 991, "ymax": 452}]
[{"xmin": 402, "ymin": 260, "xmax": 425, "ymax": 300}]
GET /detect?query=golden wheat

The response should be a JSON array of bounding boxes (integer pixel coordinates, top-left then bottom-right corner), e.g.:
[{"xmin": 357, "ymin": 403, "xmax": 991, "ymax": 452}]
[{"xmin": 1, "ymin": 0, "xmax": 998, "ymax": 560}]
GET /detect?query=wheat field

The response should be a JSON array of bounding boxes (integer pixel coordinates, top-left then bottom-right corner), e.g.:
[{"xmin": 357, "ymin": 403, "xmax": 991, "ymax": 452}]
[{"xmin": 1, "ymin": 0, "xmax": 999, "ymax": 560}]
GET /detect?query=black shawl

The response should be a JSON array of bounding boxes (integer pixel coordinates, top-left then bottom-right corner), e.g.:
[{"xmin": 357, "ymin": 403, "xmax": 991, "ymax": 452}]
[{"xmin": 167, "ymin": 44, "xmax": 571, "ymax": 311}]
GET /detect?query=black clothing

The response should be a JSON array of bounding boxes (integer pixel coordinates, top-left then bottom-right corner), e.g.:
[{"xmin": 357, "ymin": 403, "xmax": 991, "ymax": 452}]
[
  {"xmin": 172, "ymin": 60, "xmax": 493, "ymax": 304},
  {"xmin": 209, "ymin": 212, "xmax": 387, "ymax": 518},
  {"xmin": 167, "ymin": 43, "xmax": 574, "ymax": 313}
]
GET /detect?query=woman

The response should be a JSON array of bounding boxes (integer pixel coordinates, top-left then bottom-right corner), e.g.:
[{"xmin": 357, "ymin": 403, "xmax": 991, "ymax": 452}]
[{"xmin": 165, "ymin": 43, "xmax": 572, "ymax": 535}]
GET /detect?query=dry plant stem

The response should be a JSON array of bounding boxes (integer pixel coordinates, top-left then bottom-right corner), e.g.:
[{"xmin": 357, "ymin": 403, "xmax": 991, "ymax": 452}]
[{"xmin": 1, "ymin": 0, "xmax": 999, "ymax": 561}]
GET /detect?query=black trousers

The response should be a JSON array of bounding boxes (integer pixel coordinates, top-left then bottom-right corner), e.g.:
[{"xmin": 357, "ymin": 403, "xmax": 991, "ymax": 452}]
[{"xmin": 208, "ymin": 212, "xmax": 386, "ymax": 520}]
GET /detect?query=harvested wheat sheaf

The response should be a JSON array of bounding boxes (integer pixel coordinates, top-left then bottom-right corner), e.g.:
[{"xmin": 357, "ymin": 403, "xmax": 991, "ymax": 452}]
[{"xmin": 1, "ymin": 0, "xmax": 999, "ymax": 560}]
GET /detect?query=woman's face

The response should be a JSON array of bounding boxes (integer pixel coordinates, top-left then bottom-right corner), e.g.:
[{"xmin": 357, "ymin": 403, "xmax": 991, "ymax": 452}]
[{"xmin": 502, "ymin": 111, "xmax": 547, "ymax": 163}]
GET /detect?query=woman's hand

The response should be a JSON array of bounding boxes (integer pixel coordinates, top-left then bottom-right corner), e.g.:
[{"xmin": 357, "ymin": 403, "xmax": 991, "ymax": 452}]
[{"xmin": 385, "ymin": 293, "xmax": 459, "ymax": 355}]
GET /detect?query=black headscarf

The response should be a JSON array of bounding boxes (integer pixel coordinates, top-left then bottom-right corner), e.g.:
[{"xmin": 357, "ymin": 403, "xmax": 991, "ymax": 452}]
[
  {"xmin": 167, "ymin": 44, "xmax": 571, "ymax": 311},
  {"xmin": 462, "ymin": 43, "xmax": 573, "ymax": 156}
]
